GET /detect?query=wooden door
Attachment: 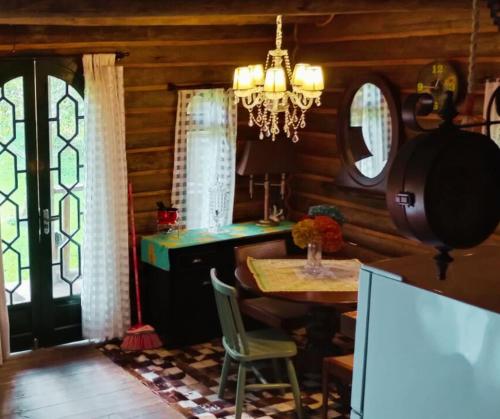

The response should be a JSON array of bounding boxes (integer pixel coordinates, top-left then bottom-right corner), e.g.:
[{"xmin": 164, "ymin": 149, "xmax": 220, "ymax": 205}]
[{"xmin": 0, "ymin": 58, "xmax": 85, "ymax": 351}]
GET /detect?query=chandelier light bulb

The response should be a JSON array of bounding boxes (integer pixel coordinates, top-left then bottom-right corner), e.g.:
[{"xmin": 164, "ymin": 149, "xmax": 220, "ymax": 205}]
[
  {"xmin": 233, "ymin": 66, "xmax": 255, "ymax": 93},
  {"xmin": 249, "ymin": 64, "xmax": 265, "ymax": 86},
  {"xmin": 263, "ymin": 67, "xmax": 287, "ymax": 99},
  {"xmin": 301, "ymin": 66, "xmax": 324, "ymax": 98},
  {"xmin": 292, "ymin": 63, "xmax": 310, "ymax": 87}
]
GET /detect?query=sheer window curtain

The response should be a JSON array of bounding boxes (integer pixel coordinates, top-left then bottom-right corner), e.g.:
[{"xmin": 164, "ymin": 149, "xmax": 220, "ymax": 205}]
[
  {"xmin": 484, "ymin": 79, "xmax": 500, "ymax": 146},
  {"xmin": 81, "ymin": 54, "xmax": 130, "ymax": 341},
  {"xmin": 171, "ymin": 89, "xmax": 237, "ymax": 229},
  {"xmin": 0, "ymin": 222, "xmax": 9, "ymax": 365}
]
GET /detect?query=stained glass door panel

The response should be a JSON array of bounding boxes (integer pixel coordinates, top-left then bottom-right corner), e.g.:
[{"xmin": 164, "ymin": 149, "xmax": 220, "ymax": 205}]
[
  {"xmin": 0, "ymin": 76, "xmax": 31, "ymax": 306},
  {"xmin": 48, "ymin": 76, "xmax": 85, "ymax": 299}
]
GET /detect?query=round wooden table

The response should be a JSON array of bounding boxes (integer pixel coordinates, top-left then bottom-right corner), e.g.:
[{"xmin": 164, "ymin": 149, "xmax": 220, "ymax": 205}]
[
  {"xmin": 235, "ymin": 262, "xmax": 359, "ymax": 373},
  {"xmin": 235, "ymin": 265, "xmax": 358, "ymax": 307}
]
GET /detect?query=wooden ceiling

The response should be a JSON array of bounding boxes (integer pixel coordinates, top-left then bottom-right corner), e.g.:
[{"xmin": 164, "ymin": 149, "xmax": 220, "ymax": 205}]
[{"xmin": 0, "ymin": 0, "xmax": 475, "ymax": 26}]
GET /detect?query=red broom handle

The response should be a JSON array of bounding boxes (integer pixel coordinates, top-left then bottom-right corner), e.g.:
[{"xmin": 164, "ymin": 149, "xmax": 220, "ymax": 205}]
[{"xmin": 128, "ymin": 183, "xmax": 142, "ymax": 325}]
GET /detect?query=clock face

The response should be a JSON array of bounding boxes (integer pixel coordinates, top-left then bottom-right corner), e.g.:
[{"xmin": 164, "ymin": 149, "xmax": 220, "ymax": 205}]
[{"xmin": 417, "ymin": 61, "xmax": 461, "ymax": 112}]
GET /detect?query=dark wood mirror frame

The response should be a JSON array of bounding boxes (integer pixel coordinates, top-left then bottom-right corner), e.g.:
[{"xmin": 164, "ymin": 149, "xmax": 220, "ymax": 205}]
[{"xmin": 336, "ymin": 74, "xmax": 403, "ymax": 194}]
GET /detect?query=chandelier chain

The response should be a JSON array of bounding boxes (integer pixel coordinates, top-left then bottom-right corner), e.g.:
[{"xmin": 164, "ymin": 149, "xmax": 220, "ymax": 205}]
[{"xmin": 276, "ymin": 15, "xmax": 283, "ymax": 50}]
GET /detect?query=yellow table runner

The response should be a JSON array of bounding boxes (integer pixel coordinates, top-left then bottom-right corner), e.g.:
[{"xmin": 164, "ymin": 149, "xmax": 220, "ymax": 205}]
[{"xmin": 247, "ymin": 257, "xmax": 362, "ymax": 293}]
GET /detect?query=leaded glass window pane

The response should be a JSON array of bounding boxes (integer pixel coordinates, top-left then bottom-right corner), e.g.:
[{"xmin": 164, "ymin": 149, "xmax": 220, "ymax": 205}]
[
  {"xmin": 0, "ymin": 77, "xmax": 31, "ymax": 305},
  {"xmin": 48, "ymin": 76, "xmax": 85, "ymax": 299}
]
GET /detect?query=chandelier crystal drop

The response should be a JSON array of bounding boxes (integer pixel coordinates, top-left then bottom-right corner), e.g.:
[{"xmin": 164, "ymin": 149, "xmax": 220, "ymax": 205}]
[{"xmin": 233, "ymin": 15, "xmax": 324, "ymax": 142}]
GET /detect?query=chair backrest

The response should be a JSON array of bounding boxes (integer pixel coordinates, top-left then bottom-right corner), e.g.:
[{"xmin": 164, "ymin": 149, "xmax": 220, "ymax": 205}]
[
  {"xmin": 234, "ymin": 239, "xmax": 287, "ymax": 268},
  {"xmin": 210, "ymin": 268, "xmax": 249, "ymax": 355}
]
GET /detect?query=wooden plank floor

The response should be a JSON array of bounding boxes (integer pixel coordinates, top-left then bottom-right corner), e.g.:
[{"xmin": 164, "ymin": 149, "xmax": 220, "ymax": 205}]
[{"xmin": 0, "ymin": 342, "xmax": 184, "ymax": 419}]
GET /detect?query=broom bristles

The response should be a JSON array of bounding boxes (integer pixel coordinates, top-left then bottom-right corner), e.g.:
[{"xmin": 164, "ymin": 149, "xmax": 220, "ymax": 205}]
[{"xmin": 121, "ymin": 324, "xmax": 163, "ymax": 351}]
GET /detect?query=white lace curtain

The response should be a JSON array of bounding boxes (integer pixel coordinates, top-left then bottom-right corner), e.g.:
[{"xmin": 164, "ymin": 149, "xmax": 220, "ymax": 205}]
[
  {"xmin": 0, "ymin": 222, "xmax": 9, "ymax": 365},
  {"xmin": 171, "ymin": 89, "xmax": 237, "ymax": 230},
  {"xmin": 484, "ymin": 79, "xmax": 500, "ymax": 146},
  {"xmin": 81, "ymin": 54, "xmax": 130, "ymax": 341}
]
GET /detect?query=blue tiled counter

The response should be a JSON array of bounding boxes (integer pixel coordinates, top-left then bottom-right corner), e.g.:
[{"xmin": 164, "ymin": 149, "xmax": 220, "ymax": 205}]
[{"xmin": 141, "ymin": 221, "xmax": 295, "ymax": 271}]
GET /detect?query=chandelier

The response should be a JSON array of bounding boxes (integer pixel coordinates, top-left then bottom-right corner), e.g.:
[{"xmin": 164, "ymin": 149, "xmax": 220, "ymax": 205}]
[{"xmin": 232, "ymin": 15, "xmax": 324, "ymax": 142}]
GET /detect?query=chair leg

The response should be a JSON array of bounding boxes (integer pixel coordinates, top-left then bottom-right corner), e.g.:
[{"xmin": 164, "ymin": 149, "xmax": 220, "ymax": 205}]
[
  {"xmin": 285, "ymin": 358, "xmax": 303, "ymax": 419},
  {"xmin": 235, "ymin": 362, "xmax": 247, "ymax": 419},
  {"xmin": 335, "ymin": 381, "xmax": 351, "ymax": 414},
  {"xmin": 321, "ymin": 365, "xmax": 329, "ymax": 419},
  {"xmin": 218, "ymin": 352, "xmax": 232, "ymax": 399}
]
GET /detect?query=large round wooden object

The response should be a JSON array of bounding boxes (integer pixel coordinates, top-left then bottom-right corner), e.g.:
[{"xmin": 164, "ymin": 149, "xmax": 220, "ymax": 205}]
[{"xmin": 387, "ymin": 126, "xmax": 500, "ymax": 249}]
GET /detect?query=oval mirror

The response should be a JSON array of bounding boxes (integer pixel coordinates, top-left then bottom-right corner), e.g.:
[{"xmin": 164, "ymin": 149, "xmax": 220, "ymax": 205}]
[
  {"xmin": 336, "ymin": 74, "xmax": 402, "ymax": 193},
  {"xmin": 350, "ymin": 83, "xmax": 392, "ymax": 178}
]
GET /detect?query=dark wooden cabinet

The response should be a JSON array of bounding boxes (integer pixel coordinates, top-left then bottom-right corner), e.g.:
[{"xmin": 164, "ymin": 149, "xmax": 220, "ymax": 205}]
[{"xmin": 141, "ymin": 230, "xmax": 293, "ymax": 348}]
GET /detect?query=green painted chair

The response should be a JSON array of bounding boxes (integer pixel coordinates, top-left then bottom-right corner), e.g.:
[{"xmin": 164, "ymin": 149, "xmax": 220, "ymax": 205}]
[{"xmin": 210, "ymin": 268, "xmax": 303, "ymax": 419}]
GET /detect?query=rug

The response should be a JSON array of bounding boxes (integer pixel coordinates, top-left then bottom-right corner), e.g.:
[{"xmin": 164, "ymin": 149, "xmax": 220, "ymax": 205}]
[{"xmin": 100, "ymin": 339, "xmax": 348, "ymax": 419}]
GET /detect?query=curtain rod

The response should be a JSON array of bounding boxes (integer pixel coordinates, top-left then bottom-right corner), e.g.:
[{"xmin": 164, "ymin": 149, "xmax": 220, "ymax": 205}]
[{"xmin": 0, "ymin": 50, "xmax": 129, "ymax": 61}]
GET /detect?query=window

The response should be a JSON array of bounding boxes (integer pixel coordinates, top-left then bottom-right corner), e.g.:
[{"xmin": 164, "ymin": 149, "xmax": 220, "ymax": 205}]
[{"xmin": 172, "ymin": 89, "xmax": 237, "ymax": 230}]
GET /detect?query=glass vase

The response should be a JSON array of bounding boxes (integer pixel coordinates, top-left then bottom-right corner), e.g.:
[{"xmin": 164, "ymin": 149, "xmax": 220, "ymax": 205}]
[
  {"xmin": 304, "ymin": 241, "xmax": 323, "ymax": 275},
  {"xmin": 208, "ymin": 181, "xmax": 229, "ymax": 233}
]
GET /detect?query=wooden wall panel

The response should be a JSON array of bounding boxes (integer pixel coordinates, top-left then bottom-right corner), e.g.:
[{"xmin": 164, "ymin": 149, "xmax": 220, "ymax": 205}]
[
  {"xmin": 3, "ymin": 11, "xmax": 497, "ymax": 244},
  {"xmin": 292, "ymin": 11, "xmax": 500, "ymax": 258},
  {"xmin": 0, "ymin": 24, "xmax": 274, "ymax": 234}
]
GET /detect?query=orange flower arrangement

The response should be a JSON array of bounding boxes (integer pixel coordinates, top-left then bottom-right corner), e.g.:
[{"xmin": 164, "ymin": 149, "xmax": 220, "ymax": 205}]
[
  {"xmin": 313, "ymin": 215, "xmax": 343, "ymax": 253},
  {"xmin": 292, "ymin": 207, "xmax": 344, "ymax": 253},
  {"xmin": 292, "ymin": 219, "xmax": 321, "ymax": 249}
]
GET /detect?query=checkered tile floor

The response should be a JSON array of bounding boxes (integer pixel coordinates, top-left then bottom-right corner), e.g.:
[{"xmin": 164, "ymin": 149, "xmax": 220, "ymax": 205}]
[{"xmin": 100, "ymin": 339, "xmax": 348, "ymax": 418}]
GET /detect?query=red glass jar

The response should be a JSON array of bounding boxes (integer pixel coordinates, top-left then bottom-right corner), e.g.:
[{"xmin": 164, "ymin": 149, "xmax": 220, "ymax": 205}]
[{"xmin": 157, "ymin": 208, "xmax": 178, "ymax": 226}]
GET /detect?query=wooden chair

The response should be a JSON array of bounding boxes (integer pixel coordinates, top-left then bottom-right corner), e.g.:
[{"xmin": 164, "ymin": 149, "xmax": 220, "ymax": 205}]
[
  {"xmin": 339, "ymin": 310, "xmax": 357, "ymax": 340},
  {"xmin": 234, "ymin": 239, "xmax": 309, "ymax": 330},
  {"xmin": 211, "ymin": 269, "xmax": 303, "ymax": 419},
  {"xmin": 321, "ymin": 354, "xmax": 354, "ymax": 418}
]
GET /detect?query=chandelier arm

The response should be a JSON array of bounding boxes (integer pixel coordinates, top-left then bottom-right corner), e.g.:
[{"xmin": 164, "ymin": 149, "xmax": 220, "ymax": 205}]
[
  {"xmin": 288, "ymin": 92, "xmax": 315, "ymax": 110},
  {"xmin": 241, "ymin": 92, "xmax": 263, "ymax": 109}
]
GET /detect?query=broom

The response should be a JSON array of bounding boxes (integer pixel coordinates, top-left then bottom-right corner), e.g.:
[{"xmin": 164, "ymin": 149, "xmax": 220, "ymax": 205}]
[{"xmin": 121, "ymin": 183, "xmax": 163, "ymax": 351}]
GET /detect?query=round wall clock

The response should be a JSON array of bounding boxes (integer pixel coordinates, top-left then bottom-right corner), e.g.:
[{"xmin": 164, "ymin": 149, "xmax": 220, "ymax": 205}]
[{"xmin": 416, "ymin": 61, "xmax": 461, "ymax": 113}]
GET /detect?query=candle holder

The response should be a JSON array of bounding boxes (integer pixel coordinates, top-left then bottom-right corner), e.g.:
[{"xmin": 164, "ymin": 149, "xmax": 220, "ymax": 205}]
[{"xmin": 249, "ymin": 173, "xmax": 286, "ymax": 226}]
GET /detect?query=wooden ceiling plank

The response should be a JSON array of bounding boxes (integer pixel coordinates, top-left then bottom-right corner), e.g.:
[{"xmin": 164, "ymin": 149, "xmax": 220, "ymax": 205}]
[
  {"xmin": 0, "ymin": 24, "xmax": 280, "ymax": 50},
  {"xmin": 299, "ymin": 9, "xmax": 496, "ymax": 43},
  {"xmin": 0, "ymin": 37, "xmax": 275, "ymax": 52}
]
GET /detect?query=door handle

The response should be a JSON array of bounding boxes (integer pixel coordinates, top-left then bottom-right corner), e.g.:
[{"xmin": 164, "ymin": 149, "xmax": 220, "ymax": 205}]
[
  {"xmin": 42, "ymin": 209, "xmax": 51, "ymax": 235},
  {"xmin": 42, "ymin": 209, "xmax": 58, "ymax": 235}
]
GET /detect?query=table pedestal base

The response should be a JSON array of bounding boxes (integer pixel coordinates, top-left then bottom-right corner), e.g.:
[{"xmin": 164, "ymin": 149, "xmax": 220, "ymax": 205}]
[{"xmin": 299, "ymin": 307, "xmax": 342, "ymax": 374}]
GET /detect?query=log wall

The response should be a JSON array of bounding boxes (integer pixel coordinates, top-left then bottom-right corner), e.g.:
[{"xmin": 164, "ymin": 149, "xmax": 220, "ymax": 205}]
[
  {"xmin": 292, "ymin": 10, "xmax": 500, "ymax": 258},
  {"xmin": 2, "ymin": 11, "xmax": 498, "ymax": 248},
  {"xmin": 0, "ymin": 25, "xmax": 281, "ymax": 234}
]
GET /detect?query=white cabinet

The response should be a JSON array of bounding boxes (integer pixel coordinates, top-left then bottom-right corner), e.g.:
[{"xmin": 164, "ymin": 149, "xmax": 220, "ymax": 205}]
[{"xmin": 351, "ymin": 246, "xmax": 500, "ymax": 419}]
